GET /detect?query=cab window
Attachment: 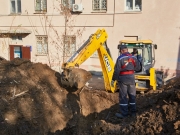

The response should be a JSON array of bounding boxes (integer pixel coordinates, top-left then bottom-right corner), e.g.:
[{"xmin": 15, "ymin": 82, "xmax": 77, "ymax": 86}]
[{"xmin": 143, "ymin": 45, "xmax": 152, "ymax": 65}]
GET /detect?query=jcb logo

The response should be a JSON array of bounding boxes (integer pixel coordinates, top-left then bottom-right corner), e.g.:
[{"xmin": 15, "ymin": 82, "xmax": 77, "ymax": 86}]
[{"xmin": 104, "ymin": 55, "xmax": 112, "ymax": 72}]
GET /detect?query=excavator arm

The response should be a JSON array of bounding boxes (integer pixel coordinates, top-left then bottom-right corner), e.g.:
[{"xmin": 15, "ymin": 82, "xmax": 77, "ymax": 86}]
[{"xmin": 60, "ymin": 29, "xmax": 117, "ymax": 92}]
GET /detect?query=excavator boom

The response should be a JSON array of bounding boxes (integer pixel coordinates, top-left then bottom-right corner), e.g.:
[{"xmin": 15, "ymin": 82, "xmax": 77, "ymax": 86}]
[{"xmin": 60, "ymin": 29, "xmax": 117, "ymax": 92}]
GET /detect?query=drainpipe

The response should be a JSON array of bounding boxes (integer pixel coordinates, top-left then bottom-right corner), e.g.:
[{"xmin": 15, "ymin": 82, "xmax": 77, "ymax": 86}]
[{"xmin": 113, "ymin": 0, "xmax": 115, "ymax": 27}]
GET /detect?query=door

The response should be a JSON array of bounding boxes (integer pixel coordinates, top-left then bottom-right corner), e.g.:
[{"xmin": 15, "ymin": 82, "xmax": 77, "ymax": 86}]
[
  {"xmin": 22, "ymin": 46, "xmax": 31, "ymax": 60},
  {"xmin": 9, "ymin": 45, "xmax": 31, "ymax": 60},
  {"xmin": 9, "ymin": 45, "xmax": 14, "ymax": 60}
]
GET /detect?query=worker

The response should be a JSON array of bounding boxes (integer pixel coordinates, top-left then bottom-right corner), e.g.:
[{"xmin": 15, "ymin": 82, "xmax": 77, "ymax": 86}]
[
  {"xmin": 131, "ymin": 48, "xmax": 142, "ymax": 72},
  {"xmin": 131, "ymin": 48, "xmax": 142, "ymax": 63},
  {"xmin": 111, "ymin": 45, "xmax": 141, "ymax": 119}
]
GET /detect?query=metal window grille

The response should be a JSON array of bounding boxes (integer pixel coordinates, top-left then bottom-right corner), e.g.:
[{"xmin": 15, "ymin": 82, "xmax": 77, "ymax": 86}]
[
  {"xmin": 63, "ymin": 35, "xmax": 76, "ymax": 57},
  {"xmin": 93, "ymin": 0, "xmax": 107, "ymax": 11},
  {"xmin": 35, "ymin": 0, "xmax": 47, "ymax": 12},
  {"xmin": 126, "ymin": 0, "xmax": 141, "ymax": 11},
  {"xmin": 36, "ymin": 36, "xmax": 48, "ymax": 54},
  {"xmin": 62, "ymin": 0, "xmax": 75, "ymax": 9},
  {"xmin": 10, "ymin": 0, "xmax": 21, "ymax": 13}
]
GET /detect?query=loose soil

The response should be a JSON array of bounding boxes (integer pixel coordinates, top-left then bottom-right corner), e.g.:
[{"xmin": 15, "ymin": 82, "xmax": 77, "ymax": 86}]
[{"xmin": 0, "ymin": 58, "xmax": 179, "ymax": 135}]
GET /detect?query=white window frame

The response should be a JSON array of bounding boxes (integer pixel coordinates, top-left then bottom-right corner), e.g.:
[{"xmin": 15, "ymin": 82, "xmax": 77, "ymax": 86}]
[
  {"xmin": 10, "ymin": 0, "xmax": 21, "ymax": 14},
  {"xmin": 63, "ymin": 35, "xmax": 76, "ymax": 57},
  {"xmin": 36, "ymin": 36, "xmax": 48, "ymax": 55},
  {"xmin": 35, "ymin": 0, "xmax": 47, "ymax": 13},
  {"xmin": 92, "ymin": 0, "xmax": 107, "ymax": 11},
  {"xmin": 125, "ymin": 0, "xmax": 142, "ymax": 12}
]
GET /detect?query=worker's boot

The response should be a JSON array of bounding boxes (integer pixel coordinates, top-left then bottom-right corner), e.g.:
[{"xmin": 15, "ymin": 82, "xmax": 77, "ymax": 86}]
[{"xmin": 115, "ymin": 113, "xmax": 127, "ymax": 119}]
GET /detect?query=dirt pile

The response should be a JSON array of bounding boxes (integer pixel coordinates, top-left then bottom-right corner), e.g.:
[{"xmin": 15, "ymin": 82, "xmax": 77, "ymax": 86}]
[{"xmin": 0, "ymin": 58, "xmax": 180, "ymax": 135}]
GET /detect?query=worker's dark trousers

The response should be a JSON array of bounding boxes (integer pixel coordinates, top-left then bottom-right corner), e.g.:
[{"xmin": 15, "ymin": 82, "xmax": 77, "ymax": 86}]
[{"xmin": 118, "ymin": 82, "xmax": 136, "ymax": 116}]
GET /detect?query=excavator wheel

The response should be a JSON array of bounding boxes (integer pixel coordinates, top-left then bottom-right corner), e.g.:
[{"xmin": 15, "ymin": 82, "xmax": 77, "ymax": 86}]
[{"xmin": 57, "ymin": 68, "xmax": 92, "ymax": 89}]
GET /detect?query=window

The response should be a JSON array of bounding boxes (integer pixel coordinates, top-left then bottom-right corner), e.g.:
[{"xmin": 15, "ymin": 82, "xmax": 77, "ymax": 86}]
[
  {"xmin": 92, "ymin": 0, "xmax": 107, "ymax": 11},
  {"xmin": 62, "ymin": 0, "xmax": 75, "ymax": 9},
  {"xmin": 14, "ymin": 46, "xmax": 22, "ymax": 58},
  {"xmin": 10, "ymin": 0, "xmax": 21, "ymax": 13},
  {"xmin": 125, "ymin": 0, "xmax": 142, "ymax": 11},
  {"xmin": 35, "ymin": 0, "xmax": 47, "ymax": 13},
  {"xmin": 11, "ymin": 36, "xmax": 22, "ymax": 41},
  {"xmin": 63, "ymin": 35, "xmax": 76, "ymax": 57},
  {"xmin": 36, "ymin": 36, "xmax": 48, "ymax": 55},
  {"xmin": 143, "ymin": 45, "xmax": 152, "ymax": 66}
]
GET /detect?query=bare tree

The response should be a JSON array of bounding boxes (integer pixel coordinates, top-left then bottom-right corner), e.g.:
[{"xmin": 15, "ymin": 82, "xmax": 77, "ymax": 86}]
[
  {"xmin": 1, "ymin": 0, "xmax": 85, "ymax": 72},
  {"xmin": 44, "ymin": 0, "xmax": 85, "ymax": 71}
]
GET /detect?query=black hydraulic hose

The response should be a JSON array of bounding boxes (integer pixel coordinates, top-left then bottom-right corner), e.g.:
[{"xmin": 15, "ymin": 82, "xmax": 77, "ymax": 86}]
[
  {"xmin": 104, "ymin": 41, "xmax": 112, "ymax": 59},
  {"xmin": 152, "ymin": 45, "xmax": 155, "ymax": 67}
]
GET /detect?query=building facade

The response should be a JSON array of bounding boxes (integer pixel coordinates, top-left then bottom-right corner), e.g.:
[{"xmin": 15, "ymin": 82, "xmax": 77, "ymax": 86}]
[{"xmin": 0, "ymin": 0, "xmax": 180, "ymax": 78}]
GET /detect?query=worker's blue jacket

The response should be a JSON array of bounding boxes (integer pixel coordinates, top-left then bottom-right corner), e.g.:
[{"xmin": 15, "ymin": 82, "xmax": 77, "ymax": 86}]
[{"xmin": 112, "ymin": 52, "xmax": 141, "ymax": 84}]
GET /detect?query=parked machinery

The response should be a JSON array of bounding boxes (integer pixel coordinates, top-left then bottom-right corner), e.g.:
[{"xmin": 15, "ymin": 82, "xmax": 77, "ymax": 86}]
[{"xmin": 57, "ymin": 29, "xmax": 163, "ymax": 92}]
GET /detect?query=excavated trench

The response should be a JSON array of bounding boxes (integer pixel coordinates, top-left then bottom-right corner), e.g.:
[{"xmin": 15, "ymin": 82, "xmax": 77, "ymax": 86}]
[{"xmin": 0, "ymin": 58, "xmax": 179, "ymax": 135}]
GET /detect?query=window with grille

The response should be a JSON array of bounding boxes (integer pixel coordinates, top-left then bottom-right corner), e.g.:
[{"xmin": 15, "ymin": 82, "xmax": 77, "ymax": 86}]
[
  {"xmin": 63, "ymin": 35, "xmax": 76, "ymax": 57},
  {"xmin": 35, "ymin": 0, "xmax": 47, "ymax": 13},
  {"xmin": 92, "ymin": 0, "xmax": 107, "ymax": 11},
  {"xmin": 10, "ymin": 0, "xmax": 21, "ymax": 13},
  {"xmin": 36, "ymin": 36, "xmax": 48, "ymax": 55},
  {"xmin": 125, "ymin": 0, "xmax": 142, "ymax": 11},
  {"xmin": 62, "ymin": 0, "xmax": 75, "ymax": 9}
]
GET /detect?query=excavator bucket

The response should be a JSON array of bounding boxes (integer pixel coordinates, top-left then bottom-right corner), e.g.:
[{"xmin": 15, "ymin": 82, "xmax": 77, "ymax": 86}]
[{"xmin": 58, "ymin": 68, "xmax": 92, "ymax": 89}]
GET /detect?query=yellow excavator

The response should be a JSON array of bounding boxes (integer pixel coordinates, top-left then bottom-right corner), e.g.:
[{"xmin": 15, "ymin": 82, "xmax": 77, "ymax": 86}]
[{"xmin": 58, "ymin": 29, "xmax": 163, "ymax": 93}]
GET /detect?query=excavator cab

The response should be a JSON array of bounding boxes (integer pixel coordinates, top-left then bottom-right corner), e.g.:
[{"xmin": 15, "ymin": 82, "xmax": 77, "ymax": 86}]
[{"xmin": 118, "ymin": 40, "xmax": 163, "ymax": 91}]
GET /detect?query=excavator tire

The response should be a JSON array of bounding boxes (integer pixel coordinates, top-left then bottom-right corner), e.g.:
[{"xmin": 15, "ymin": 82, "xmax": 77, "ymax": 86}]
[{"xmin": 57, "ymin": 68, "xmax": 92, "ymax": 89}]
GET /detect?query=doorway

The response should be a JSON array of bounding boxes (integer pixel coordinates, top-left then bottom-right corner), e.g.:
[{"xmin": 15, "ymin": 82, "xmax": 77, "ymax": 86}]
[{"xmin": 9, "ymin": 45, "xmax": 31, "ymax": 60}]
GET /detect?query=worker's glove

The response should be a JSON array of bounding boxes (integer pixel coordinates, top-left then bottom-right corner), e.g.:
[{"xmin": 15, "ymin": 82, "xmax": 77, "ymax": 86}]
[{"xmin": 111, "ymin": 80, "xmax": 115, "ymax": 87}]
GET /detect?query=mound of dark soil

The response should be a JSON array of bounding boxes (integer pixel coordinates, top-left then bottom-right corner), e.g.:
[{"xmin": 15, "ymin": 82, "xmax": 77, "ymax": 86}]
[{"xmin": 0, "ymin": 58, "xmax": 179, "ymax": 135}]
